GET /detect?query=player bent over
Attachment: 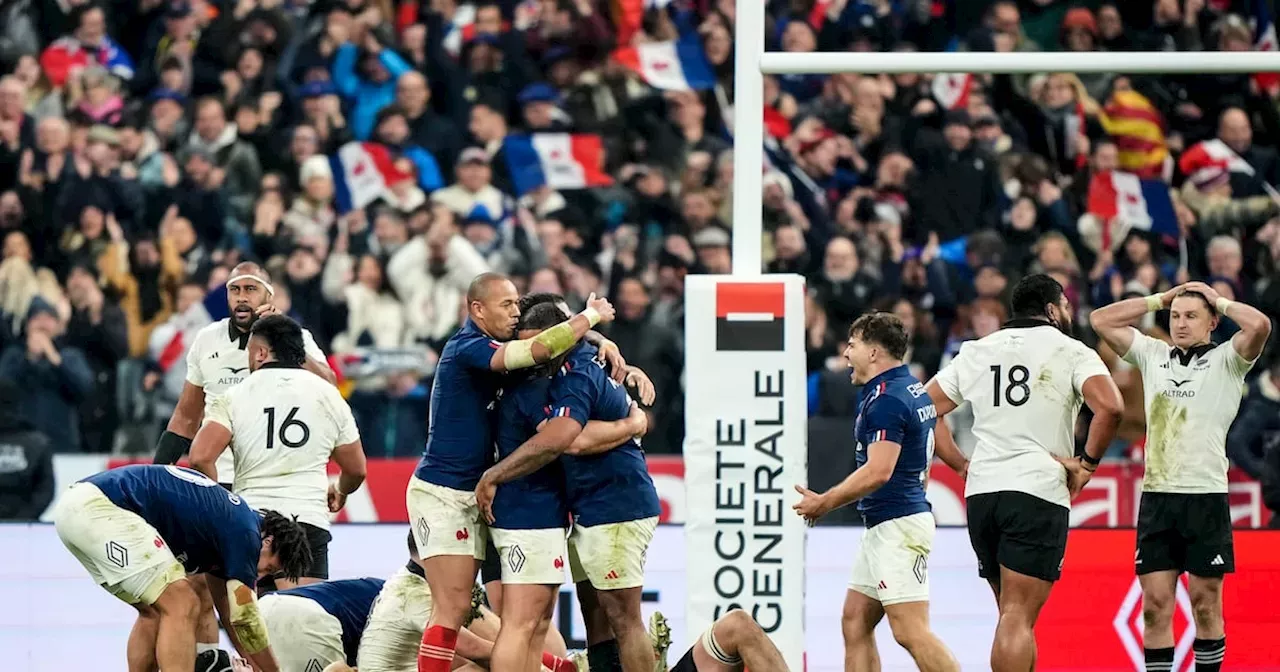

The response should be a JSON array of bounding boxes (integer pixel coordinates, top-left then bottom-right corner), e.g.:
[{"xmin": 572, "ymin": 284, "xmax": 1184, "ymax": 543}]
[
  {"xmin": 54, "ymin": 464, "xmax": 312, "ymax": 672},
  {"xmin": 257, "ymin": 578, "xmax": 384, "ymax": 672},
  {"xmin": 357, "ymin": 533, "xmax": 574, "ymax": 672},
  {"xmin": 794, "ymin": 313, "xmax": 963, "ymax": 672},
  {"xmin": 1091, "ymin": 282, "xmax": 1270, "ymax": 672},
  {"xmin": 407, "ymin": 273, "xmax": 615, "ymax": 672},
  {"xmin": 477, "ymin": 302, "xmax": 666, "ymax": 672}
]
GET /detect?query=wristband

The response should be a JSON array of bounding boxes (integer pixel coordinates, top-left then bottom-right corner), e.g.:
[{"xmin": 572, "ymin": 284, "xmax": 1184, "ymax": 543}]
[
  {"xmin": 582, "ymin": 307, "xmax": 601, "ymax": 327},
  {"xmin": 1215, "ymin": 297, "xmax": 1233, "ymax": 315},
  {"xmin": 1144, "ymin": 294, "xmax": 1164, "ymax": 313},
  {"xmin": 1081, "ymin": 453, "xmax": 1101, "ymax": 471},
  {"xmin": 154, "ymin": 430, "xmax": 193, "ymax": 465}
]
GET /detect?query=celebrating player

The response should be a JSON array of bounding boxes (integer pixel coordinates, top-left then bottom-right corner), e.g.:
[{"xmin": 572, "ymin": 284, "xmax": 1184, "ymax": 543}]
[
  {"xmin": 1090, "ymin": 282, "xmax": 1271, "ymax": 672},
  {"xmin": 53, "ymin": 464, "xmax": 312, "ymax": 672},
  {"xmin": 793, "ymin": 313, "xmax": 963, "ymax": 672},
  {"xmin": 477, "ymin": 301, "xmax": 665, "ymax": 672},
  {"xmin": 488, "ymin": 305, "xmax": 650, "ymax": 672},
  {"xmin": 257, "ymin": 578, "xmax": 385, "ymax": 672},
  {"xmin": 155, "ymin": 262, "xmax": 335, "ymax": 669},
  {"xmin": 925, "ymin": 274, "xmax": 1124, "ymax": 672},
  {"xmin": 189, "ymin": 314, "xmax": 367, "ymax": 589},
  {"xmin": 408, "ymin": 272, "xmax": 614, "ymax": 672}
]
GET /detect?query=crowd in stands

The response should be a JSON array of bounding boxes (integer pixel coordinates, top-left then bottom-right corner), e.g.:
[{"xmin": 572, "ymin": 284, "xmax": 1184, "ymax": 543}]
[{"xmin": 0, "ymin": 0, "xmax": 1277, "ymax": 520}]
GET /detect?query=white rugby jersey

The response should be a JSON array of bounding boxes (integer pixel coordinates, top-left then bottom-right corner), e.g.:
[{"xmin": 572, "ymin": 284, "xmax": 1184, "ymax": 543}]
[
  {"xmin": 1122, "ymin": 330, "xmax": 1256, "ymax": 494},
  {"xmin": 204, "ymin": 363, "xmax": 359, "ymax": 529},
  {"xmin": 185, "ymin": 319, "xmax": 328, "ymax": 482},
  {"xmin": 933, "ymin": 320, "xmax": 1112, "ymax": 508}
]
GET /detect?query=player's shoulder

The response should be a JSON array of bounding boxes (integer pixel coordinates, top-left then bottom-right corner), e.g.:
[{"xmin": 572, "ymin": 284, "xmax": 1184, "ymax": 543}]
[{"xmin": 189, "ymin": 319, "xmax": 232, "ymax": 350}]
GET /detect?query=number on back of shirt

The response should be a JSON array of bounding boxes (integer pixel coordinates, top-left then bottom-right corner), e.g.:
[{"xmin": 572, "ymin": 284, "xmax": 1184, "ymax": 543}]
[
  {"xmin": 263, "ymin": 406, "xmax": 311, "ymax": 449},
  {"xmin": 990, "ymin": 364, "xmax": 1031, "ymax": 407}
]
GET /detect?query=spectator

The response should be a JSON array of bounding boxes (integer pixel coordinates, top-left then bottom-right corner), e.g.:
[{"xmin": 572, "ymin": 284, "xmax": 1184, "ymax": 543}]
[
  {"xmin": 0, "ymin": 299, "xmax": 93, "ymax": 452},
  {"xmin": 1226, "ymin": 357, "xmax": 1280, "ymax": 527},
  {"xmin": 63, "ymin": 264, "xmax": 128, "ymax": 453},
  {"xmin": 0, "ymin": 379, "xmax": 54, "ymax": 521}
]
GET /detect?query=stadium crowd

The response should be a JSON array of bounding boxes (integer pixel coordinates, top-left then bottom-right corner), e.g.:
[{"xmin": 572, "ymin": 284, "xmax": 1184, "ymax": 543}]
[{"xmin": 0, "ymin": 0, "xmax": 1277, "ymax": 522}]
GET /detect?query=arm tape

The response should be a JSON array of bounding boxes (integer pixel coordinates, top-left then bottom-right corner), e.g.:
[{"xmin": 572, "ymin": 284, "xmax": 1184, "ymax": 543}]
[
  {"xmin": 229, "ymin": 589, "xmax": 270, "ymax": 654},
  {"xmin": 154, "ymin": 431, "xmax": 192, "ymax": 465},
  {"xmin": 503, "ymin": 321, "xmax": 579, "ymax": 370}
]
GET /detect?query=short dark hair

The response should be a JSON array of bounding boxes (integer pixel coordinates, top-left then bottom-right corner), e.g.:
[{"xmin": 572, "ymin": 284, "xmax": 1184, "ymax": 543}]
[
  {"xmin": 1172, "ymin": 290, "xmax": 1214, "ymax": 313},
  {"xmin": 249, "ymin": 314, "xmax": 306, "ymax": 367},
  {"xmin": 260, "ymin": 510, "xmax": 312, "ymax": 582},
  {"xmin": 519, "ymin": 292, "xmax": 567, "ymax": 315},
  {"xmin": 466, "ymin": 272, "xmax": 510, "ymax": 304},
  {"xmin": 519, "ymin": 302, "xmax": 568, "ymax": 331},
  {"xmin": 1010, "ymin": 273, "xmax": 1065, "ymax": 320},
  {"xmin": 848, "ymin": 312, "xmax": 910, "ymax": 360}
]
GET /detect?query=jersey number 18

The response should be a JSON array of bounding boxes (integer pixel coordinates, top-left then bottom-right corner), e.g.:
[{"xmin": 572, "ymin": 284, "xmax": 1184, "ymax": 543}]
[
  {"xmin": 263, "ymin": 407, "xmax": 311, "ymax": 449},
  {"xmin": 990, "ymin": 364, "xmax": 1031, "ymax": 407}
]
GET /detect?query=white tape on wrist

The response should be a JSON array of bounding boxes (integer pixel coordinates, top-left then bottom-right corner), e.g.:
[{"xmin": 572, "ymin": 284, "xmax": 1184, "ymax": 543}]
[
  {"xmin": 582, "ymin": 307, "xmax": 601, "ymax": 327},
  {"xmin": 1215, "ymin": 297, "xmax": 1233, "ymax": 315}
]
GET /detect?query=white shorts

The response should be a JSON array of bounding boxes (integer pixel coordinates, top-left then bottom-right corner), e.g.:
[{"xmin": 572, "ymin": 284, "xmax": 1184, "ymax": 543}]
[
  {"xmin": 406, "ymin": 476, "xmax": 488, "ymax": 561},
  {"xmin": 568, "ymin": 516, "xmax": 658, "ymax": 590},
  {"xmin": 491, "ymin": 527, "xmax": 568, "ymax": 585},
  {"xmin": 259, "ymin": 593, "xmax": 346, "ymax": 672},
  {"xmin": 53, "ymin": 482, "xmax": 187, "ymax": 605},
  {"xmin": 849, "ymin": 512, "xmax": 935, "ymax": 606},
  {"xmin": 357, "ymin": 567, "xmax": 434, "ymax": 672}
]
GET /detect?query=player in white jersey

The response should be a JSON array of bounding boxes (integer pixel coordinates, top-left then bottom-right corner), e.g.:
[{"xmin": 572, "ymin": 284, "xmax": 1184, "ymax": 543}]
[
  {"xmin": 1090, "ymin": 282, "xmax": 1271, "ymax": 672},
  {"xmin": 154, "ymin": 262, "xmax": 336, "ymax": 671},
  {"xmin": 190, "ymin": 314, "xmax": 368, "ymax": 589},
  {"xmin": 925, "ymin": 274, "xmax": 1124, "ymax": 672}
]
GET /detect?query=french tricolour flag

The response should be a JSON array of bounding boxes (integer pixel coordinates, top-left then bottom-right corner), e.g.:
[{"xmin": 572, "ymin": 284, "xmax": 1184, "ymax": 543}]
[
  {"xmin": 1086, "ymin": 171, "xmax": 1178, "ymax": 247},
  {"xmin": 502, "ymin": 134, "xmax": 613, "ymax": 195},
  {"xmin": 932, "ymin": 73, "xmax": 974, "ymax": 110},
  {"xmin": 330, "ymin": 142, "xmax": 407, "ymax": 213},
  {"xmin": 715, "ymin": 282, "xmax": 786, "ymax": 352},
  {"xmin": 612, "ymin": 38, "xmax": 716, "ymax": 91}
]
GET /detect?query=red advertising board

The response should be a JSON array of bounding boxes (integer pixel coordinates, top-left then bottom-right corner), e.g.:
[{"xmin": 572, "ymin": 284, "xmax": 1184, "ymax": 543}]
[{"xmin": 1038, "ymin": 530, "xmax": 1280, "ymax": 671}]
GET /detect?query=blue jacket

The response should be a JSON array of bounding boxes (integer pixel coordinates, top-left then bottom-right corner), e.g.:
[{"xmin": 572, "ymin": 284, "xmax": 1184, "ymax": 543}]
[
  {"xmin": 331, "ymin": 44, "xmax": 413, "ymax": 141},
  {"xmin": 0, "ymin": 343, "xmax": 94, "ymax": 452}
]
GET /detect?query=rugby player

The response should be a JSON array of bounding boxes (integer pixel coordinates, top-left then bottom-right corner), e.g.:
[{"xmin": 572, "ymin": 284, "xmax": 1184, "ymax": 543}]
[
  {"xmin": 257, "ymin": 578, "xmax": 385, "ymax": 672},
  {"xmin": 792, "ymin": 313, "xmax": 962, "ymax": 672},
  {"xmin": 155, "ymin": 262, "xmax": 335, "ymax": 670},
  {"xmin": 925, "ymin": 274, "xmax": 1124, "ymax": 672},
  {"xmin": 488, "ymin": 304, "xmax": 651, "ymax": 672},
  {"xmin": 476, "ymin": 302, "xmax": 665, "ymax": 672},
  {"xmin": 190, "ymin": 314, "xmax": 368, "ymax": 589},
  {"xmin": 667, "ymin": 609, "xmax": 790, "ymax": 672},
  {"xmin": 357, "ymin": 532, "xmax": 576, "ymax": 672},
  {"xmin": 1090, "ymin": 281, "xmax": 1271, "ymax": 672},
  {"xmin": 408, "ymin": 272, "xmax": 615, "ymax": 672},
  {"xmin": 53, "ymin": 464, "xmax": 311, "ymax": 672}
]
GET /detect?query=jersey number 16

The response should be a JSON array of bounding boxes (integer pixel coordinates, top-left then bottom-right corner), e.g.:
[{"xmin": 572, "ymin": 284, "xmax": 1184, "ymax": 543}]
[{"xmin": 263, "ymin": 406, "xmax": 311, "ymax": 449}]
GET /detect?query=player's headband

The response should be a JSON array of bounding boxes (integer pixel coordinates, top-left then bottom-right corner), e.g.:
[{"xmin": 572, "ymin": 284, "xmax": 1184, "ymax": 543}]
[{"xmin": 226, "ymin": 273, "xmax": 275, "ymax": 297}]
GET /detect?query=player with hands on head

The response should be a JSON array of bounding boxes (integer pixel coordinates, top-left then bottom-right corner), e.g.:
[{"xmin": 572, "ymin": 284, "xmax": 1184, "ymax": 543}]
[
  {"xmin": 1090, "ymin": 280, "xmax": 1271, "ymax": 672},
  {"xmin": 407, "ymin": 272, "xmax": 614, "ymax": 672}
]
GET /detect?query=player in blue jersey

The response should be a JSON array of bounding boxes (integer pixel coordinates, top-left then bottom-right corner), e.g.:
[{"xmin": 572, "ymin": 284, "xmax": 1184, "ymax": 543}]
[
  {"xmin": 256, "ymin": 578, "xmax": 384, "ymax": 672},
  {"xmin": 53, "ymin": 464, "xmax": 312, "ymax": 672},
  {"xmin": 407, "ymin": 272, "xmax": 617, "ymax": 672},
  {"xmin": 792, "ymin": 313, "xmax": 967, "ymax": 672},
  {"xmin": 487, "ymin": 303, "xmax": 651, "ymax": 672},
  {"xmin": 476, "ymin": 302, "xmax": 665, "ymax": 672}
]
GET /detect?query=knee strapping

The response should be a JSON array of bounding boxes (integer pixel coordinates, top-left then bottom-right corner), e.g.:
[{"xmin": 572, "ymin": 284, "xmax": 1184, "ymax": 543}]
[{"xmin": 701, "ymin": 627, "xmax": 742, "ymax": 666}]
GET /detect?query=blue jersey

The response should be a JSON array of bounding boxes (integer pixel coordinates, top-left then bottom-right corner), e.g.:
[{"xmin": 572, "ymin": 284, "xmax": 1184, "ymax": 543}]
[
  {"xmin": 83, "ymin": 465, "xmax": 262, "ymax": 585},
  {"xmin": 853, "ymin": 365, "xmax": 935, "ymax": 528},
  {"xmin": 553, "ymin": 345, "xmax": 661, "ymax": 526},
  {"xmin": 415, "ymin": 320, "xmax": 503, "ymax": 490},
  {"xmin": 280, "ymin": 578, "xmax": 384, "ymax": 665},
  {"xmin": 492, "ymin": 374, "xmax": 570, "ymax": 530}
]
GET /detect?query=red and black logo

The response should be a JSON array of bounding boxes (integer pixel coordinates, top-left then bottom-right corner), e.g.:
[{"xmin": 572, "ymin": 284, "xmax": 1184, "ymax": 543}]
[{"xmin": 715, "ymin": 283, "xmax": 785, "ymax": 352}]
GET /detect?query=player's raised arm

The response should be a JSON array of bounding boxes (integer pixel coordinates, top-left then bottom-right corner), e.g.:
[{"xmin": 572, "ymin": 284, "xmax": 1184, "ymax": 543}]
[
  {"xmin": 488, "ymin": 293, "xmax": 615, "ymax": 372},
  {"xmin": 1184, "ymin": 281, "xmax": 1273, "ymax": 362},
  {"xmin": 566, "ymin": 402, "xmax": 648, "ymax": 456},
  {"xmin": 1088, "ymin": 286, "xmax": 1182, "ymax": 358},
  {"xmin": 209, "ymin": 575, "xmax": 282, "ymax": 672},
  {"xmin": 156, "ymin": 381, "xmax": 205, "ymax": 464}
]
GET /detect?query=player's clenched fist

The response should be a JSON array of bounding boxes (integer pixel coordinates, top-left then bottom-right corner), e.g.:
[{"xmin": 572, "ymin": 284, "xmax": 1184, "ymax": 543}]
[{"xmin": 586, "ymin": 292, "xmax": 616, "ymax": 324}]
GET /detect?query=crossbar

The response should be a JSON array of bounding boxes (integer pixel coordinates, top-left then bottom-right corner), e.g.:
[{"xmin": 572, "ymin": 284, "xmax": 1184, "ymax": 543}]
[{"xmin": 760, "ymin": 50, "xmax": 1280, "ymax": 75}]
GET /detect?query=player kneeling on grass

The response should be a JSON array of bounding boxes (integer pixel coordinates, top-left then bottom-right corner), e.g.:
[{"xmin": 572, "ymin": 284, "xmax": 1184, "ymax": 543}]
[
  {"xmin": 793, "ymin": 313, "xmax": 964, "ymax": 672},
  {"xmin": 477, "ymin": 302, "xmax": 667, "ymax": 672},
  {"xmin": 53, "ymin": 464, "xmax": 311, "ymax": 672},
  {"xmin": 257, "ymin": 578, "xmax": 384, "ymax": 672}
]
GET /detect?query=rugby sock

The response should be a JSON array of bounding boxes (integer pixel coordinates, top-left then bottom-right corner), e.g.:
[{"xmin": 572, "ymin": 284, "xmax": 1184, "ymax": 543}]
[
  {"xmin": 418, "ymin": 625, "xmax": 458, "ymax": 672},
  {"xmin": 1144, "ymin": 646, "xmax": 1175, "ymax": 672},
  {"xmin": 541, "ymin": 651, "xmax": 577, "ymax": 672},
  {"xmin": 1193, "ymin": 637, "xmax": 1226, "ymax": 672},
  {"xmin": 587, "ymin": 640, "xmax": 623, "ymax": 672}
]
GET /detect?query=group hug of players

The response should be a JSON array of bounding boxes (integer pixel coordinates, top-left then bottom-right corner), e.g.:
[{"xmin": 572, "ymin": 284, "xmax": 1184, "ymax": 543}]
[{"xmin": 52, "ymin": 264, "xmax": 789, "ymax": 672}]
